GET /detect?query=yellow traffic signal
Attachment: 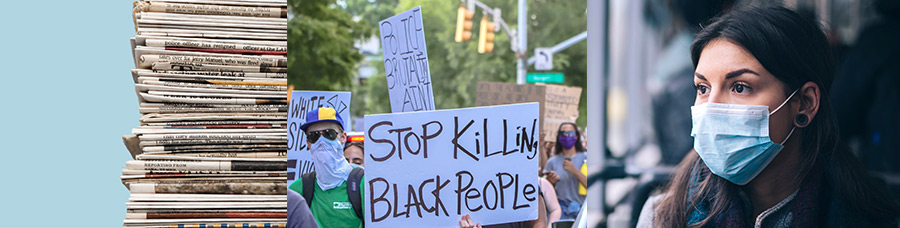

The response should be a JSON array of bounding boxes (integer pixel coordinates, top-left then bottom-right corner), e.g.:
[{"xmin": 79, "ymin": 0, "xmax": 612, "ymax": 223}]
[
  {"xmin": 478, "ymin": 17, "xmax": 495, "ymax": 53},
  {"xmin": 455, "ymin": 6, "xmax": 474, "ymax": 42}
]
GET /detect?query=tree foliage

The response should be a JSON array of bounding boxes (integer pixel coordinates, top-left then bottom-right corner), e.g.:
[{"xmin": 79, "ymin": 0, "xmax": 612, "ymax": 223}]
[
  {"xmin": 291, "ymin": 0, "xmax": 589, "ymax": 126},
  {"xmin": 353, "ymin": 0, "xmax": 587, "ymax": 126},
  {"xmin": 288, "ymin": 0, "xmax": 371, "ymax": 91}
]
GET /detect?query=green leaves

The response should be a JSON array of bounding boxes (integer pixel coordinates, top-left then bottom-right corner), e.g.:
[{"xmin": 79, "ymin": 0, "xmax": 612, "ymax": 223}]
[
  {"xmin": 289, "ymin": 0, "xmax": 371, "ymax": 91},
  {"xmin": 294, "ymin": 0, "xmax": 587, "ymax": 127}
]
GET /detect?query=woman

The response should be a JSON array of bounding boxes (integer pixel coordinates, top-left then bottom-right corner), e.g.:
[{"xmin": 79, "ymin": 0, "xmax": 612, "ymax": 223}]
[
  {"xmin": 539, "ymin": 178, "xmax": 562, "ymax": 225},
  {"xmin": 543, "ymin": 122, "xmax": 587, "ymax": 219},
  {"xmin": 637, "ymin": 6, "xmax": 900, "ymax": 227},
  {"xmin": 343, "ymin": 141, "xmax": 364, "ymax": 167}
]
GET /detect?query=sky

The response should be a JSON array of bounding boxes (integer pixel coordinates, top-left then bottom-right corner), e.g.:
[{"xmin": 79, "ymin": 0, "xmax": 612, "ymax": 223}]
[{"xmin": 0, "ymin": 1, "xmax": 138, "ymax": 226}]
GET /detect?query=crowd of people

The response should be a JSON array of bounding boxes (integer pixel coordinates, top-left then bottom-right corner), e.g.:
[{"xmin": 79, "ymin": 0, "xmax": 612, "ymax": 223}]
[
  {"xmin": 285, "ymin": 106, "xmax": 589, "ymax": 228},
  {"xmin": 287, "ymin": 1, "xmax": 900, "ymax": 227}
]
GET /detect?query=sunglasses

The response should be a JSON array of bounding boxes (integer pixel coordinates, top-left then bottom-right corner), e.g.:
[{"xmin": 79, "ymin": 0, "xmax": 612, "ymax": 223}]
[
  {"xmin": 345, "ymin": 141, "xmax": 364, "ymax": 150},
  {"xmin": 559, "ymin": 130, "xmax": 577, "ymax": 137},
  {"xmin": 306, "ymin": 129, "xmax": 339, "ymax": 144}
]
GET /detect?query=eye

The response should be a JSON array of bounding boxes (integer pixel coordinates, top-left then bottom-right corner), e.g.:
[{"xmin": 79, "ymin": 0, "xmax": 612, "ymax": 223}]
[
  {"xmin": 732, "ymin": 83, "xmax": 751, "ymax": 94},
  {"xmin": 695, "ymin": 84, "xmax": 709, "ymax": 95}
]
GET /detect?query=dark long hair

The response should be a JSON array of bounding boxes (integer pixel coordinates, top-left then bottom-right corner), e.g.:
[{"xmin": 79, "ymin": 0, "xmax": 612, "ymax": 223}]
[
  {"xmin": 654, "ymin": 6, "xmax": 900, "ymax": 227},
  {"xmin": 555, "ymin": 122, "xmax": 586, "ymax": 153}
]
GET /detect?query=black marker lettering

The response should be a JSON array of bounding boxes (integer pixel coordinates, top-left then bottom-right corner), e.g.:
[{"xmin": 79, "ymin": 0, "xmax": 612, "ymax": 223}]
[
  {"xmin": 421, "ymin": 121, "xmax": 442, "ymax": 159},
  {"xmin": 452, "ymin": 117, "xmax": 477, "ymax": 161},
  {"xmin": 369, "ymin": 121, "xmax": 395, "ymax": 162},
  {"xmin": 455, "ymin": 171, "xmax": 473, "ymax": 215},
  {"xmin": 369, "ymin": 178, "xmax": 391, "ymax": 222},
  {"xmin": 388, "ymin": 127, "xmax": 413, "ymax": 160},
  {"xmin": 405, "ymin": 184, "xmax": 423, "ymax": 218},
  {"xmin": 497, "ymin": 172, "xmax": 514, "ymax": 209}
]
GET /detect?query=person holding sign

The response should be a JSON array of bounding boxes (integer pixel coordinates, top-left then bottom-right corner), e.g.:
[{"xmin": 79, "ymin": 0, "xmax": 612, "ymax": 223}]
[
  {"xmin": 288, "ymin": 107, "xmax": 366, "ymax": 228},
  {"xmin": 543, "ymin": 122, "xmax": 587, "ymax": 219}
]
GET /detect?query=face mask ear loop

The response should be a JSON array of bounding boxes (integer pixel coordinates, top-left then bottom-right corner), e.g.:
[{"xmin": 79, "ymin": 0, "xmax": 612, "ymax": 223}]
[
  {"xmin": 780, "ymin": 127, "xmax": 796, "ymax": 145},
  {"xmin": 770, "ymin": 89, "xmax": 800, "ymax": 115}
]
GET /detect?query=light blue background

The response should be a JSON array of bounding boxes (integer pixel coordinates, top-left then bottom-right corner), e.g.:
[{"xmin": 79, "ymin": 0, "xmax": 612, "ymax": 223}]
[{"xmin": 0, "ymin": 1, "xmax": 138, "ymax": 227}]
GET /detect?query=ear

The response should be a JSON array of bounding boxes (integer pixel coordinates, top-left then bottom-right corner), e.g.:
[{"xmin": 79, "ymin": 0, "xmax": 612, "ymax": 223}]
[{"xmin": 794, "ymin": 82, "xmax": 820, "ymax": 128}]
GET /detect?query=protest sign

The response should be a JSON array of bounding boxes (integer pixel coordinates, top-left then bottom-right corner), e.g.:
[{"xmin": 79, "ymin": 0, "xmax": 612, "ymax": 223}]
[
  {"xmin": 379, "ymin": 6, "xmax": 435, "ymax": 113},
  {"xmin": 476, "ymin": 82, "xmax": 582, "ymax": 142},
  {"xmin": 287, "ymin": 91, "xmax": 351, "ymax": 186},
  {"xmin": 541, "ymin": 84, "xmax": 582, "ymax": 141},
  {"xmin": 364, "ymin": 103, "xmax": 540, "ymax": 227}
]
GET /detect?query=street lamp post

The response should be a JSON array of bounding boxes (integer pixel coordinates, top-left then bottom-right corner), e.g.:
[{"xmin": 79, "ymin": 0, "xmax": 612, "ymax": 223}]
[{"xmin": 517, "ymin": 0, "xmax": 527, "ymax": 85}]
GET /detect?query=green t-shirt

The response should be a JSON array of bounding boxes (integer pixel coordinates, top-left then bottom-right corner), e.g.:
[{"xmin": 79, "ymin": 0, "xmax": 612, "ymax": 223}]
[{"xmin": 289, "ymin": 177, "xmax": 365, "ymax": 228}]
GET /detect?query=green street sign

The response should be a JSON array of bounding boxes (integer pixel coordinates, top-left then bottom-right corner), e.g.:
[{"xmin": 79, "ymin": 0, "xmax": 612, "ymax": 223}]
[{"xmin": 526, "ymin": 73, "xmax": 564, "ymax": 84}]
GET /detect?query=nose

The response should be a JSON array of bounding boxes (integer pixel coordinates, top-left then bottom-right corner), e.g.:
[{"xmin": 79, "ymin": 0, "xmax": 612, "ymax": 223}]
[{"xmin": 706, "ymin": 87, "xmax": 728, "ymax": 104}]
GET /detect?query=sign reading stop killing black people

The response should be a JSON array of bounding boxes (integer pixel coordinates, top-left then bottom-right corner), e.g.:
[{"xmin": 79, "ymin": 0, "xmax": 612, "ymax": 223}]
[
  {"xmin": 364, "ymin": 103, "xmax": 540, "ymax": 227},
  {"xmin": 287, "ymin": 91, "xmax": 351, "ymax": 186},
  {"xmin": 379, "ymin": 6, "xmax": 435, "ymax": 113}
]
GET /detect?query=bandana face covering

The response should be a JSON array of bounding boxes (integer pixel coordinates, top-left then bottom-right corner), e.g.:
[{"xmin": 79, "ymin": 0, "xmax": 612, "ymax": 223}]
[
  {"xmin": 690, "ymin": 90, "xmax": 798, "ymax": 185},
  {"xmin": 310, "ymin": 136, "xmax": 352, "ymax": 191}
]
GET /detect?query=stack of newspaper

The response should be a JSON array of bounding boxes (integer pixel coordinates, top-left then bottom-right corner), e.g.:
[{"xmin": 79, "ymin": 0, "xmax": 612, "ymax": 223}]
[{"xmin": 122, "ymin": 0, "xmax": 287, "ymax": 227}]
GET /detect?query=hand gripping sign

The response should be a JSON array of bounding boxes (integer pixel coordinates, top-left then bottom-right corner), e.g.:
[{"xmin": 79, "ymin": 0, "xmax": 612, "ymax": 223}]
[{"xmin": 364, "ymin": 103, "xmax": 540, "ymax": 227}]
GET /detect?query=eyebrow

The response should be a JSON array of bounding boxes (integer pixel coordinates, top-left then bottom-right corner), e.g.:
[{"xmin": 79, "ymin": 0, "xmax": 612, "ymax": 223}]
[
  {"xmin": 694, "ymin": 73, "xmax": 707, "ymax": 81},
  {"xmin": 694, "ymin": 68, "xmax": 759, "ymax": 81},
  {"xmin": 725, "ymin": 69, "xmax": 759, "ymax": 79}
]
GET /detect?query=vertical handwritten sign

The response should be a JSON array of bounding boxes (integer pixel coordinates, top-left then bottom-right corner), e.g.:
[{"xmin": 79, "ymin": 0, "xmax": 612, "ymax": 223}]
[
  {"xmin": 364, "ymin": 103, "xmax": 540, "ymax": 227},
  {"xmin": 380, "ymin": 6, "xmax": 435, "ymax": 113},
  {"xmin": 287, "ymin": 91, "xmax": 351, "ymax": 186}
]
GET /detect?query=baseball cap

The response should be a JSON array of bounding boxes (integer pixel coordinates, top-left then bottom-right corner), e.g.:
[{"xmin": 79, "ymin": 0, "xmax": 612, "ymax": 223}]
[{"xmin": 299, "ymin": 107, "xmax": 344, "ymax": 132}]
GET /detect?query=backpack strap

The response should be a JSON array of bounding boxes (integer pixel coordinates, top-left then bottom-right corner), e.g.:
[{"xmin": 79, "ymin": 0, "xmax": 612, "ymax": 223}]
[
  {"xmin": 300, "ymin": 172, "xmax": 316, "ymax": 208},
  {"xmin": 346, "ymin": 167, "xmax": 365, "ymax": 222}
]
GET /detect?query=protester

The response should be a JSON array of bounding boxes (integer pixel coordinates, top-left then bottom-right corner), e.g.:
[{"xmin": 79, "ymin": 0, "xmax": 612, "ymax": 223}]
[
  {"xmin": 637, "ymin": 6, "xmax": 900, "ymax": 227},
  {"xmin": 543, "ymin": 122, "xmax": 587, "ymax": 219},
  {"xmin": 537, "ymin": 134, "xmax": 562, "ymax": 225},
  {"xmin": 344, "ymin": 141, "xmax": 364, "ymax": 167},
  {"xmin": 535, "ymin": 133, "xmax": 562, "ymax": 225},
  {"xmin": 288, "ymin": 107, "xmax": 366, "ymax": 228},
  {"xmin": 288, "ymin": 190, "xmax": 319, "ymax": 228},
  {"xmin": 539, "ymin": 178, "xmax": 562, "ymax": 225}
]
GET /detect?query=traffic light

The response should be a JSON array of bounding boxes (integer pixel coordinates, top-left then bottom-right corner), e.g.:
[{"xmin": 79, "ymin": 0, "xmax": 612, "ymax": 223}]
[
  {"xmin": 455, "ymin": 5, "xmax": 474, "ymax": 42},
  {"xmin": 477, "ymin": 16, "xmax": 495, "ymax": 53}
]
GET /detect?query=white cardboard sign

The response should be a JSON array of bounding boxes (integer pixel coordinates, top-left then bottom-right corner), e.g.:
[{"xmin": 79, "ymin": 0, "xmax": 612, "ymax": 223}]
[
  {"xmin": 364, "ymin": 103, "xmax": 541, "ymax": 227},
  {"xmin": 379, "ymin": 6, "xmax": 436, "ymax": 113}
]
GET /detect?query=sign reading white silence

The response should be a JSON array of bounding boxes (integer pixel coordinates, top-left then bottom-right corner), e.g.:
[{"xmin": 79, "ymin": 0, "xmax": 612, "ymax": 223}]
[
  {"xmin": 287, "ymin": 91, "xmax": 351, "ymax": 186},
  {"xmin": 379, "ymin": 6, "xmax": 435, "ymax": 113},
  {"xmin": 364, "ymin": 103, "xmax": 540, "ymax": 227}
]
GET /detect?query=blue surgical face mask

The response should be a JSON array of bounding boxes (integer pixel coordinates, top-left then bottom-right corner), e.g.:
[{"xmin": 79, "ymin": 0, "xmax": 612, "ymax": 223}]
[
  {"xmin": 311, "ymin": 135, "xmax": 352, "ymax": 191},
  {"xmin": 690, "ymin": 90, "xmax": 798, "ymax": 185}
]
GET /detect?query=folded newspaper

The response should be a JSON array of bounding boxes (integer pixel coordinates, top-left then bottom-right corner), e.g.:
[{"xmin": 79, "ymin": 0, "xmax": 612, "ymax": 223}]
[{"xmin": 123, "ymin": 1, "xmax": 287, "ymax": 227}]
